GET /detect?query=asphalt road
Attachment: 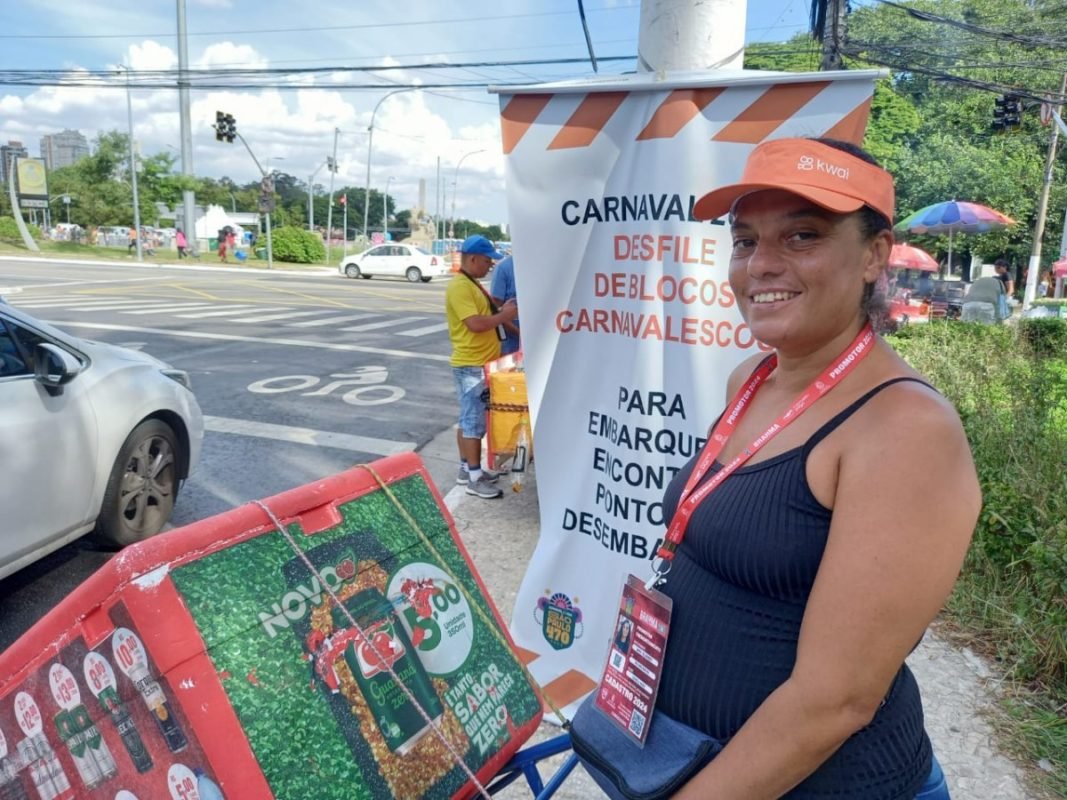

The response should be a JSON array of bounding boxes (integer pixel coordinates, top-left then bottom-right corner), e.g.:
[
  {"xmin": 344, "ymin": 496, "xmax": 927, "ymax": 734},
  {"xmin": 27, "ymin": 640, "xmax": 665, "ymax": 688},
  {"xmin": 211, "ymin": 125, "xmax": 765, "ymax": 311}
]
[{"xmin": 0, "ymin": 256, "xmax": 463, "ymax": 650}]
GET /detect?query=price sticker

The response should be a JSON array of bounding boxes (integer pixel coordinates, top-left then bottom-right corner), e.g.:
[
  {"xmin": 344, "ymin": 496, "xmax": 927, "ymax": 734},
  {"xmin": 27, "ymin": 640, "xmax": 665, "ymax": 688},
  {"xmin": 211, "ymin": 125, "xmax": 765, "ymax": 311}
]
[
  {"xmin": 112, "ymin": 628, "xmax": 148, "ymax": 676},
  {"xmin": 14, "ymin": 692, "xmax": 43, "ymax": 737},
  {"xmin": 48, "ymin": 664, "xmax": 81, "ymax": 710},
  {"xmin": 83, "ymin": 652, "xmax": 119, "ymax": 697},
  {"xmin": 168, "ymin": 764, "xmax": 201, "ymax": 800}
]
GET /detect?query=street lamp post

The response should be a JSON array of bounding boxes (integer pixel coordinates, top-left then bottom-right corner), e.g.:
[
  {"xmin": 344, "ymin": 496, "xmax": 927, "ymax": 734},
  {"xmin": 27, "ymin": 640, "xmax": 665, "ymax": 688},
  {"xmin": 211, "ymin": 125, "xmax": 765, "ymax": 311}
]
[
  {"xmin": 307, "ymin": 159, "xmax": 327, "ymax": 230},
  {"xmin": 383, "ymin": 176, "xmax": 394, "ymax": 239},
  {"xmin": 119, "ymin": 65, "xmax": 142, "ymax": 262},
  {"xmin": 449, "ymin": 149, "xmax": 485, "ymax": 243},
  {"xmin": 326, "ymin": 128, "xmax": 339, "ymax": 264},
  {"xmin": 362, "ymin": 89, "xmax": 417, "ymax": 244}
]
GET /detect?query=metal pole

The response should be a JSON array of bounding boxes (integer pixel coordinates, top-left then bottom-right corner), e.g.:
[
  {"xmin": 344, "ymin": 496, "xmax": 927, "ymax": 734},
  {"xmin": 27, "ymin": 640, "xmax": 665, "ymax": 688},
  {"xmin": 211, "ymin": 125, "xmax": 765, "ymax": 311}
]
[
  {"xmin": 1024, "ymin": 71, "xmax": 1067, "ymax": 311},
  {"xmin": 638, "ymin": 0, "xmax": 745, "ymax": 72},
  {"xmin": 383, "ymin": 176, "xmax": 394, "ymax": 238},
  {"xmin": 177, "ymin": 0, "xmax": 197, "ymax": 260},
  {"xmin": 308, "ymin": 174, "xmax": 313, "ymax": 230},
  {"xmin": 233, "ymin": 132, "xmax": 271, "ymax": 269},
  {"xmin": 265, "ymin": 212, "xmax": 273, "ymax": 270},
  {"xmin": 326, "ymin": 127, "xmax": 339, "ymax": 264},
  {"xmin": 450, "ymin": 149, "xmax": 485, "ymax": 243},
  {"xmin": 435, "ymin": 156, "xmax": 442, "ymax": 244},
  {"xmin": 362, "ymin": 89, "xmax": 414, "ymax": 244},
  {"xmin": 123, "ymin": 65, "xmax": 143, "ymax": 262},
  {"xmin": 342, "ymin": 199, "xmax": 348, "ymax": 256}
]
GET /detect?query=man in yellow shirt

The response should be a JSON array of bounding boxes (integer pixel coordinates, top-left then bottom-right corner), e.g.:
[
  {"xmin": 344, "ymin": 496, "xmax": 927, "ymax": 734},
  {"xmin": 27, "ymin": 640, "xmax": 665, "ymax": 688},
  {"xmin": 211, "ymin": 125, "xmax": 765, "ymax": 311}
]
[{"xmin": 446, "ymin": 235, "xmax": 519, "ymax": 498}]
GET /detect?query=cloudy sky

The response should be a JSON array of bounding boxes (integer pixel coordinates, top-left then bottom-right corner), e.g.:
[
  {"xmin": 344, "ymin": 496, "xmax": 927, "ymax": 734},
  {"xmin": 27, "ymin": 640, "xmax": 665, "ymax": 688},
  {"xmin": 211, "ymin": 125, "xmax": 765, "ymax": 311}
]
[{"xmin": 0, "ymin": 0, "xmax": 812, "ymax": 225}]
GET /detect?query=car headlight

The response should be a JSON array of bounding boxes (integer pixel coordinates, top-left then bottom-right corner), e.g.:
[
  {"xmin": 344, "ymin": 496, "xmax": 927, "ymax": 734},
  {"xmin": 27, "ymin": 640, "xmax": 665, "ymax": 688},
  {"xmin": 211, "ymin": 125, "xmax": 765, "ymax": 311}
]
[{"xmin": 161, "ymin": 369, "xmax": 193, "ymax": 390}]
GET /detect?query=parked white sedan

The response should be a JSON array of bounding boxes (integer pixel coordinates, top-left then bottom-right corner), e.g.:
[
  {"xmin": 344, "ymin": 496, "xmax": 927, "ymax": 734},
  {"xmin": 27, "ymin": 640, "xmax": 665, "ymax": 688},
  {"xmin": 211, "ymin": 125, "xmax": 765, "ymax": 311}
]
[
  {"xmin": 338, "ymin": 244, "xmax": 452, "ymax": 283},
  {"xmin": 0, "ymin": 301, "xmax": 204, "ymax": 579}
]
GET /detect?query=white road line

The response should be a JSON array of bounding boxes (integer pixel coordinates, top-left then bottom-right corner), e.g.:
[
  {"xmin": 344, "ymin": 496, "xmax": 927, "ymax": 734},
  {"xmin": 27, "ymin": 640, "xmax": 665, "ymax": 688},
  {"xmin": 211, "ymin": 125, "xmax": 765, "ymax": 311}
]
[
  {"xmin": 341, "ymin": 316, "xmax": 425, "ymax": 332},
  {"xmin": 14, "ymin": 298, "xmax": 132, "ymax": 308},
  {"xmin": 397, "ymin": 322, "xmax": 449, "ymax": 337},
  {"xmin": 121, "ymin": 303, "xmax": 218, "ymax": 315},
  {"xmin": 64, "ymin": 302, "xmax": 191, "ymax": 312},
  {"xmin": 0, "ymin": 276, "xmax": 172, "ymax": 291},
  {"xmin": 173, "ymin": 305, "xmax": 270, "ymax": 318},
  {"xmin": 203, "ymin": 415, "xmax": 415, "ymax": 456},
  {"xmin": 46, "ymin": 320, "xmax": 452, "ymax": 362},
  {"xmin": 230, "ymin": 310, "xmax": 328, "ymax": 323},
  {"xmin": 286, "ymin": 313, "xmax": 378, "ymax": 327},
  {"xmin": 444, "ymin": 485, "xmax": 466, "ymax": 513}
]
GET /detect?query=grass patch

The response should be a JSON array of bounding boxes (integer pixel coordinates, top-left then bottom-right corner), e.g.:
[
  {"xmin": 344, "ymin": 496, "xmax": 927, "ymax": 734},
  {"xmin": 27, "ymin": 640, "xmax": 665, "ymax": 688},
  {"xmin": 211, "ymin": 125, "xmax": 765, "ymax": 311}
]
[{"xmin": 0, "ymin": 239, "xmax": 332, "ymax": 270}]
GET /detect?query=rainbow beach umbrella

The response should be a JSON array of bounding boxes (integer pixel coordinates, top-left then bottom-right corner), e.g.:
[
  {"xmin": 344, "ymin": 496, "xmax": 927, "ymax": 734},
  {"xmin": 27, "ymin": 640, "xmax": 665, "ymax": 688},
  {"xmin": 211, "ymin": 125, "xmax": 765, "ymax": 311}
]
[{"xmin": 895, "ymin": 200, "xmax": 1016, "ymax": 273}]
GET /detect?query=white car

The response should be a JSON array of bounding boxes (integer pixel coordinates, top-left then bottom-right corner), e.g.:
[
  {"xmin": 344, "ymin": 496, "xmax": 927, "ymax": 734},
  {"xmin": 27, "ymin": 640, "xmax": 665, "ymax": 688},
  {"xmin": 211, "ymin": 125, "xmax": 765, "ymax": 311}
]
[
  {"xmin": 0, "ymin": 302, "xmax": 204, "ymax": 580},
  {"xmin": 339, "ymin": 244, "xmax": 452, "ymax": 283}
]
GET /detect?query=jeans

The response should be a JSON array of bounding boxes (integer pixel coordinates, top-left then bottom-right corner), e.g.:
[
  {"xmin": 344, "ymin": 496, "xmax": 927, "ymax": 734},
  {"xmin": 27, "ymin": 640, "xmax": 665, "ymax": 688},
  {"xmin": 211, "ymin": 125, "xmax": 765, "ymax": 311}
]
[{"xmin": 453, "ymin": 366, "xmax": 487, "ymax": 439}]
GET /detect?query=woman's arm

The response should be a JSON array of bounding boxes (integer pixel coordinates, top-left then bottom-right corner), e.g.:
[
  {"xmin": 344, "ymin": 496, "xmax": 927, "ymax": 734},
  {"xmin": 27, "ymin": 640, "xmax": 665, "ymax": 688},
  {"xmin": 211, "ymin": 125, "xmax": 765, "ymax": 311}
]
[{"xmin": 674, "ymin": 383, "xmax": 981, "ymax": 799}]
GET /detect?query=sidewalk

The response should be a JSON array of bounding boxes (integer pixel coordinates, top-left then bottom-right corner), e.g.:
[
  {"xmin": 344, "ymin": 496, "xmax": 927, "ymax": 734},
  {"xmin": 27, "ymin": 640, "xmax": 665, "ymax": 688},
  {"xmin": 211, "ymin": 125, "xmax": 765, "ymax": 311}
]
[
  {"xmin": 418, "ymin": 427, "xmax": 1040, "ymax": 799},
  {"xmin": 0, "ymin": 252, "xmax": 335, "ymax": 278}
]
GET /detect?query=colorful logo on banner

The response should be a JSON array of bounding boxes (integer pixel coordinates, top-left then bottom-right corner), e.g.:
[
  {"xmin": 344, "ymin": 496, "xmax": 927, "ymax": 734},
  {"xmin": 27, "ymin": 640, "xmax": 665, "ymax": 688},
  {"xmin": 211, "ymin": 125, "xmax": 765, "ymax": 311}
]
[
  {"xmin": 498, "ymin": 72, "xmax": 878, "ymax": 717},
  {"xmin": 534, "ymin": 592, "xmax": 583, "ymax": 651}
]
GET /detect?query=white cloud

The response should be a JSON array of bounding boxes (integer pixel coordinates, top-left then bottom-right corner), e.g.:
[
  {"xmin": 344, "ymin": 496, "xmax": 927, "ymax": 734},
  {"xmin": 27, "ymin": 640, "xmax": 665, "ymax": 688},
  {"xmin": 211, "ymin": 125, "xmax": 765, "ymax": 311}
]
[{"xmin": 196, "ymin": 42, "xmax": 267, "ymax": 70}]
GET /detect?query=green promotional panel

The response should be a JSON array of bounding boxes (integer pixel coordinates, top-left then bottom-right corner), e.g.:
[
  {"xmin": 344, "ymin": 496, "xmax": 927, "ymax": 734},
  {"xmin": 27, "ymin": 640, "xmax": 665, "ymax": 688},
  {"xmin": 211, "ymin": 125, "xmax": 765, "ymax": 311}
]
[{"xmin": 170, "ymin": 475, "xmax": 541, "ymax": 800}]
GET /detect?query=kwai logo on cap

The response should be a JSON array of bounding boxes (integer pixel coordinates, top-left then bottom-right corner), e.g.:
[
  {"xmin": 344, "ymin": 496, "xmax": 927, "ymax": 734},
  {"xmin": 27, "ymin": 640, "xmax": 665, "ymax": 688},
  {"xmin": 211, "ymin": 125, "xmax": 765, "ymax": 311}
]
[{"xmin": 796, "ymin": 154, "xmax": 850, "ymax": 181}]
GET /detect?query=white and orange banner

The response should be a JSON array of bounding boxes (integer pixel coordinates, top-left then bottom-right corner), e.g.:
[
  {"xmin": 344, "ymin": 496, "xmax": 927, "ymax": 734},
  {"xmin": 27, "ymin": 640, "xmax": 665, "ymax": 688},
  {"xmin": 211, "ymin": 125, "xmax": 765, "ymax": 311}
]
[{"xmin": 494, "ymin": 70, "xmax": 880, "ymax": 716}]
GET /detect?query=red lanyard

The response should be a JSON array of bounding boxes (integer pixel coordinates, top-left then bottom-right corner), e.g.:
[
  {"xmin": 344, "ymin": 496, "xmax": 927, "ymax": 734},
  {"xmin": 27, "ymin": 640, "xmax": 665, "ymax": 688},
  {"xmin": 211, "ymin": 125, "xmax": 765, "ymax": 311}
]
[{"xmin": 656, "ymin": 324, "xmax": 876, "ymax": 565}]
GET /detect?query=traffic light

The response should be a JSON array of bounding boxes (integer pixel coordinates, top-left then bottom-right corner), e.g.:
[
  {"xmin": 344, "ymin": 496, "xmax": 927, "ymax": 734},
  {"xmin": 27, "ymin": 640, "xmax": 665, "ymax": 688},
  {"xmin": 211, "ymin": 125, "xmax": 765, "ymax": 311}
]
[
  {"xmin": 326, "ymin": 156, "xmax": 337, "ymax": 173},
  {"xmin": 214, "ymin": 111, "xmax": 237, "ymax": 143},
  {"xmin": 993, "ymin": 95, "xmax": 1023, "ymax": 132},
  {"xmin": 1004, "ymin": 95, "xmax": 1023, "ymax": 128}
]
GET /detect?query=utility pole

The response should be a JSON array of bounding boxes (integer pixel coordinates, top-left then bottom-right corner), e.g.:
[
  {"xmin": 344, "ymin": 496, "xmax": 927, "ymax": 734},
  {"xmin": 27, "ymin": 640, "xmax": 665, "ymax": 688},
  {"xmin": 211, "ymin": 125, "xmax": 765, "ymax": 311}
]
[
  {"xmin": 1023, "ymin": 71, "xmax": 1067, "ymax": 311},
  {"xmin": 820, "ymin": 0, "xmax": 848, "ymax": 71},
  {"xmin": 326, "ymin": 127, "xmax": 339, "ymax": 264},
  {"xmin": 122, "ymin": 65, "xmax": 143, "ymax": 262},
  {"xmin": 176, "ymin": 0, "xmax": 197, "ymax": 256},
  {"xmin": 637, "ymin": 0, "xmax": 746, "ymax": 71}
]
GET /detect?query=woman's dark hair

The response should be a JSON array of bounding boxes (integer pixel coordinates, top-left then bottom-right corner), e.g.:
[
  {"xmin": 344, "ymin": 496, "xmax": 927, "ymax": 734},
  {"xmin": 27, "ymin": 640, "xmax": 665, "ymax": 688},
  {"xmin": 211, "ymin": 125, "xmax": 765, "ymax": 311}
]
[{"xmin": 813, "ymin": 137, "xmax": 894, "ymax": 329}]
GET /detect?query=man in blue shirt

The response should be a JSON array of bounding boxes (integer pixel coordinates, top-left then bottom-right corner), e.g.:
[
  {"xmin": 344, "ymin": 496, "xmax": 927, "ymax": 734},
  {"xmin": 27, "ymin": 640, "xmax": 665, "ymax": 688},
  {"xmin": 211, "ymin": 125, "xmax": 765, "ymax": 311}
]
[{"xmin": 490, "ymin": 255, "xmax": 521, "ymax": 355}]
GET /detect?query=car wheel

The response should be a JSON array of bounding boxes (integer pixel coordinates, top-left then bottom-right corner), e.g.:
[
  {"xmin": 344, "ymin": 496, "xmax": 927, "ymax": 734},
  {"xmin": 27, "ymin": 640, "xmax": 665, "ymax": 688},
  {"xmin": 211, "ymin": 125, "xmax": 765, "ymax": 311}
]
[
  {"xmin": 95, "ymin": 419, "xmax": 183, "ymax": 547},
  {"xmin": 344, "ymin": 263, "xmax": 361, "ymax": 279},
  {"xmin": 406, "ymin": 266, "xmax": 423, "ymax": 283}
]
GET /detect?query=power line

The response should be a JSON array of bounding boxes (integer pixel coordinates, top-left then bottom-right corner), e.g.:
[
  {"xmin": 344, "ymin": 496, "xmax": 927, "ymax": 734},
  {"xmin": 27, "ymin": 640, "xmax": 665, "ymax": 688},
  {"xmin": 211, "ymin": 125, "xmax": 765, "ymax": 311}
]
[{"xmin": 0, "ymin": 4, "xmax": 641, "ymax": 40}]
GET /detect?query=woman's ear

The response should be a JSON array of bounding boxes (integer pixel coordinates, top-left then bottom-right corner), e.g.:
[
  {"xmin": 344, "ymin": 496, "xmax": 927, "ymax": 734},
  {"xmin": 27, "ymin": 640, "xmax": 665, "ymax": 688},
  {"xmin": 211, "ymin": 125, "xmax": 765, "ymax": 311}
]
[{"xmin": 863, "ymin": 230, "xmax": 893, "ymax": 284}]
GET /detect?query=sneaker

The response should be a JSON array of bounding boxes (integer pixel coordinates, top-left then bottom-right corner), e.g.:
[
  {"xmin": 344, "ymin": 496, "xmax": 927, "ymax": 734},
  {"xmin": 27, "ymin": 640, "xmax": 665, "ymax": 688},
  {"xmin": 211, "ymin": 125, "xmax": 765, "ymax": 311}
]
[
  {"xmin": 466, "ymin": 475, "xmax": 503, "ymax": 499},
  {"xmin": 456, "ymin": 467, "xmax": 500, "ymax": 484}
]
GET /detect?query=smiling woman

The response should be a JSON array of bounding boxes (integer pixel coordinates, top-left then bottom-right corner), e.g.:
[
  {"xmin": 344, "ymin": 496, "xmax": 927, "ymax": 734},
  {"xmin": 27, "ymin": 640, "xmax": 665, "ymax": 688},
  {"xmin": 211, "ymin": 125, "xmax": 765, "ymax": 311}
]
[{"xmin": 575, "ymin": 138, "xmax": 982, "ymax": 800}]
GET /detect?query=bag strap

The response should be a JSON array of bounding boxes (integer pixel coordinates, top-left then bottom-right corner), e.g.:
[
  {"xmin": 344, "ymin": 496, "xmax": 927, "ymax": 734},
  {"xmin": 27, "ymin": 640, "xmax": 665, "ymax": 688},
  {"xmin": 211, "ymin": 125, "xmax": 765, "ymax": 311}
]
[{"xmin": 461, "ymin": 269, "xmax": 500, "ymax": 314}]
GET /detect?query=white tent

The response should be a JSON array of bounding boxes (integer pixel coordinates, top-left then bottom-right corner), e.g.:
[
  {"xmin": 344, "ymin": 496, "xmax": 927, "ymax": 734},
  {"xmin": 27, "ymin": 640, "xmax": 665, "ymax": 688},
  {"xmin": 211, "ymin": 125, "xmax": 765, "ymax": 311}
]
[{"xmin": 194, "ymin": 205, "xmax": 244, "ymax": 239}]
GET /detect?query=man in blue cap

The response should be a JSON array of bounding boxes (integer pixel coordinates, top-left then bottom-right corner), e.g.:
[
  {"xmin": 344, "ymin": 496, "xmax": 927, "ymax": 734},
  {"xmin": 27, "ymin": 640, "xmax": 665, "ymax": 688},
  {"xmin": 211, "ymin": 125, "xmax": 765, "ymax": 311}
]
[{"xmin": 446, "ymin": 235, "xmax": 519, "ymax": 498}]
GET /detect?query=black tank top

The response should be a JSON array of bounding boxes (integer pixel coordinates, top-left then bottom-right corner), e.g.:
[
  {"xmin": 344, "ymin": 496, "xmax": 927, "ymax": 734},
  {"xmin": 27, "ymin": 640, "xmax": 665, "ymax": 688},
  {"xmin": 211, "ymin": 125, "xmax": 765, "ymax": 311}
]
[{"xmin": 656, "ymin": 378, "xmax": 933, "ymax": 799}]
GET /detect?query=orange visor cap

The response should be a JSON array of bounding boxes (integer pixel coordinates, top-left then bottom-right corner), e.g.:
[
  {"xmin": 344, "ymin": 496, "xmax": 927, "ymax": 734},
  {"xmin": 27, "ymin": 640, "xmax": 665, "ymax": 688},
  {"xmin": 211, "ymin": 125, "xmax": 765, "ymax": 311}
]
[{"xmin": 693, "ymin": 138, "xmax": 896, "ymax": 224}]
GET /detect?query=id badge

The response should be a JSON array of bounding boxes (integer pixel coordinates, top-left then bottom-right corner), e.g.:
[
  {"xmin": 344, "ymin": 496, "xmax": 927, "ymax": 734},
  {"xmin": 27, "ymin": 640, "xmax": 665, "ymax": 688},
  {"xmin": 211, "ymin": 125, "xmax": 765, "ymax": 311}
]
[
  {"xmin": 495, "ymin": 324, "xmax": 507, "ymax": 342},
  {"xmin": 592, "ymin": 574, "xmax": 672, "ymax": 746}
]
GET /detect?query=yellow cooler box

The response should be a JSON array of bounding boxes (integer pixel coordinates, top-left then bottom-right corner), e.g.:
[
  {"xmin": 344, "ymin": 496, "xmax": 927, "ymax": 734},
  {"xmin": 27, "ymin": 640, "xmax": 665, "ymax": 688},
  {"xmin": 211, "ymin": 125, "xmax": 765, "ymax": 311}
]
[{"xmin": 486, "ymin": 367, "xmax": 531, "ymax": 461}]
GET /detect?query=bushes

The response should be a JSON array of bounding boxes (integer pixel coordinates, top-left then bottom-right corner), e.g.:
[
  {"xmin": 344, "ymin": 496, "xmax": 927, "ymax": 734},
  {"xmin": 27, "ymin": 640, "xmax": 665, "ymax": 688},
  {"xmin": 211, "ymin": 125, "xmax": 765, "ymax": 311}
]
[
  {"xmin": 267, "ymin": 226, "xmax": 325, "ymax": 264},
  {"xmin": 888, "ymin": 320, "xmax": 1067, "ymax": 690},
  {"xmin": 0, "ymin": 216, "xmax": 42, "ymax": 242}
]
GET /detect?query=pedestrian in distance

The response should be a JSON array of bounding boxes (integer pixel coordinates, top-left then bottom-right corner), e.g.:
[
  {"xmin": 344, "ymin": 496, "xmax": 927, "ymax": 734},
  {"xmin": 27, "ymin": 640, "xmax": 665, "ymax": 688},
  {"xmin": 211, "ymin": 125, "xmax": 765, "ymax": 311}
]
[
  {"xmin": 993, "ymin": 259, "xmax": 1013, "ymax": 319},
  {"xmin": 445, "ymin": 235, "xmax": 519, "ymax": 499},
  {"xmin": 176, "ymin": 228, "xmax": 188, "ymax": 259},
  {"xmin": 127, "ymin": 227, "xmax": 137, "ymax": 254},
  {"xmin": 490, "ymin": 255, "xmax": 522, "ymax": 356},
  {"xmin": 218, "ymin": 227, "xmax": 229, "ymax": 263},
  {"xmin": 652, "ymin": 138, "xmax": 979, "ymax": 799}
]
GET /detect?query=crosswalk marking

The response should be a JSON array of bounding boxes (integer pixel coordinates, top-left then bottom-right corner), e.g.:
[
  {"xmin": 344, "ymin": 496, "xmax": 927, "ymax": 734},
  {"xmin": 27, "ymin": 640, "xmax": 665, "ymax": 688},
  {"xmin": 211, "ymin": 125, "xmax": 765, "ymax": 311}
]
[
  {"xmin": 396, "ymin": 322, "xmax": 449, "ymax": 337},
  {"xmin": 172, "ymin": 306, "xmax": 266, "ymax": 318},
  {"xmin": 231, "ymin": 310, "xmax": 329, "ymax": 323},
  {"xmin": 15, "ymin": 297, "xmax": 136, "ymax": 309},
  {"xmin": 340, "ymin": 316, "xmax": 426, "ymax": 332},
  {"xmin": 286, "ymin": 313, "xmax": 378, "ymax": 328},
  {"xmin": 121, "ymin": 303, "xmax": 219, "ymax": 315}
]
